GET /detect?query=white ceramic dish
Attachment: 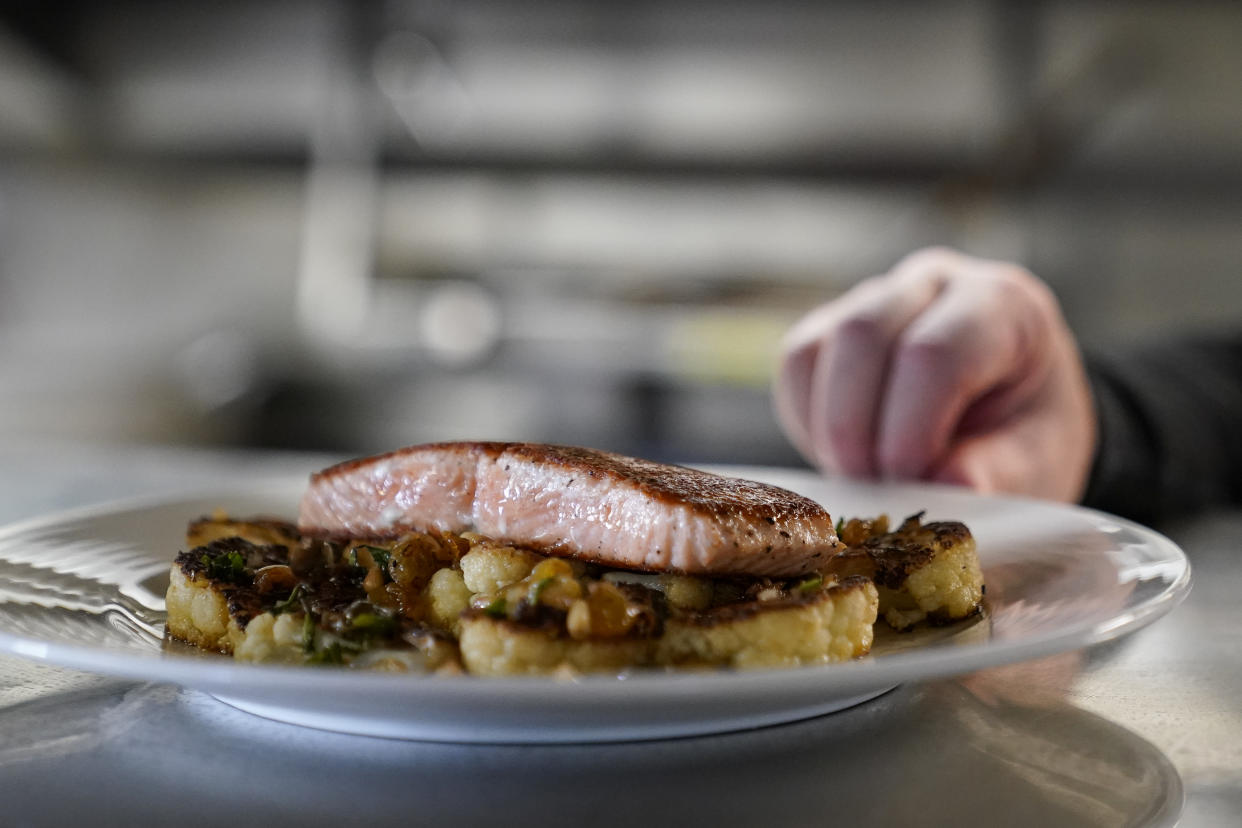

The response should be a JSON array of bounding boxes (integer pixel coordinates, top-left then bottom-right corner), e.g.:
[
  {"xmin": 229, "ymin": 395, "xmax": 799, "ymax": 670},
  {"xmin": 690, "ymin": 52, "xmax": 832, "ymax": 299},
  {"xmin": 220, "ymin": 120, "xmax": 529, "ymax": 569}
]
[{"xmin": 0, "ymin": 468, "xmax": 1190, "ymax": 743}]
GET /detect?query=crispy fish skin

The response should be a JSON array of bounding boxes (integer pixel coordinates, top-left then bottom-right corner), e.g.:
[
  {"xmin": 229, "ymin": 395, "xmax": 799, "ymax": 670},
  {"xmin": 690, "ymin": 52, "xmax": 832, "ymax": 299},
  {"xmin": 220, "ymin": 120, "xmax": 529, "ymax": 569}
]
[
  {"xmin": 829, "ymin": 514, "xmax": 983, "ymax": 630},
  {"xmin": 298, "ymin": 442, "xmax": 841, "ymax": 577}
]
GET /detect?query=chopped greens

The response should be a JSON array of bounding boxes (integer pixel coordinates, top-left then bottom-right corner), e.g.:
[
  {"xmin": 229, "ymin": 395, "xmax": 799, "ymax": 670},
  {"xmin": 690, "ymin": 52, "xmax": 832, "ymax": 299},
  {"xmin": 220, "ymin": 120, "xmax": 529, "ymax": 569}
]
[
  {"xmin": 364, "ymin": 546, "xmax": 393, "ymax": 570},
  {"xmin": 271, "ymin": 583, "xmax": 305, "ymax": 615},
  {"xmin": 301, "ymin": 612, "xmax": 317, "ymax": 653},
  {"xmin": 797, "ymin": 575, "xmax": 823, "ymax": 593},
  {"xmin": 306, "ymin": 642, "xmax": 345, "ymax": 665},
  {"xmin": 201, "ymin": 549, "xmax": 248, "ymax": 583},
  {"xmin": 834, "ymin": 516, "xmax": 844, "ymax": 536},
  {"xmin": 304, "ymin": 632, "xmax": 366, "ymax": 665},
  {"xmin": 483, "ymin": 597, "xmax": 508, "ymax": 619},
  {"xmin": 349, "ymin": 612, "xmax": 397, "ymax": 636},
  {"xmin": 346, "ymin": 545, "xmax": 392, "ymax": 578}
]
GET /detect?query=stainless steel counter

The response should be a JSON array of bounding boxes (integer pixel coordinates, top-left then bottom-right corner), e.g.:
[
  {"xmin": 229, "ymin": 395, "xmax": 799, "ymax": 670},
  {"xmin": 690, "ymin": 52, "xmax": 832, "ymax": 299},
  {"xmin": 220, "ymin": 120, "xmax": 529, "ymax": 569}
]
[{"xmin": 0, "ymin": 442, "xmax": 1236, "ymax": 827}]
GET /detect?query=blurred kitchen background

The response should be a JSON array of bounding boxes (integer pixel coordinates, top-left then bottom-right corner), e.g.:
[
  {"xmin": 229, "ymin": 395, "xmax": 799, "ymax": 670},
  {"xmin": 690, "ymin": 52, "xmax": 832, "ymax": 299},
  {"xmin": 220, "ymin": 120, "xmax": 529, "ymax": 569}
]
[{"xmin": 1, "ymin": 0, "xmax": 1240, "ymax": 466}]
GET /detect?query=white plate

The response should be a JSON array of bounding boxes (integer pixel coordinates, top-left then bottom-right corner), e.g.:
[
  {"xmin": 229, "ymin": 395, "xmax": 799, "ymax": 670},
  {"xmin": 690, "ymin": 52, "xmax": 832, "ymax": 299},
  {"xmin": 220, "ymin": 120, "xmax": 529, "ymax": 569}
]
[{"xmin": 0, "ymin": 468, "xmax": 1190, "ymax": 743}]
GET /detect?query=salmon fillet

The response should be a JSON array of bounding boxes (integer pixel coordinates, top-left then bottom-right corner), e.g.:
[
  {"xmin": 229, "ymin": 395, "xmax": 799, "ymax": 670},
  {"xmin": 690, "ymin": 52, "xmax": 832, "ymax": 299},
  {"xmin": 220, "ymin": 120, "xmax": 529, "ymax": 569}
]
[{"xmin": 297, "ymin": 442, "xmax": 841, "ymax": 577}]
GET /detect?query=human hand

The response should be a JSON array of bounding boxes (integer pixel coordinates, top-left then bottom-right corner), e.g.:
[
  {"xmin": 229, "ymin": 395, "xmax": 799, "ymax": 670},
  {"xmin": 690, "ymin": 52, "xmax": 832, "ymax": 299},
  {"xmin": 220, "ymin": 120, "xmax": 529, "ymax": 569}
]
[{"xmin": 773, "ymin": 247, "xmax": 1096, "ymax": 502}]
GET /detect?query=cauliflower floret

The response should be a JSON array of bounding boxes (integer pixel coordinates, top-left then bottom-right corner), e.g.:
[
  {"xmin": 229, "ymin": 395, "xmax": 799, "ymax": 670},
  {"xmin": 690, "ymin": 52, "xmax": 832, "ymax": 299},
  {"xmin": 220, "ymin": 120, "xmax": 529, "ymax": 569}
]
[
  {"xmin": 425, "ymin": 568, "xmax": 472, "ymax": 633},
  {"xmin": 165, "ymin": 567, "xmax": 233, "ymax": 652},
  {"xmin": 233, "ymin": 611, "xmax": 304, "ymax": 663},
  {"xmin": 460, "ymin": 544, "xmax": 543, "ymax": 594},
  {"xmin": 458, "ymin": 617, "xmax": 653, "ymax": 677},
  {"xmin": 658, "ymin": 579, "xmax": 878, "ymax": 669}
]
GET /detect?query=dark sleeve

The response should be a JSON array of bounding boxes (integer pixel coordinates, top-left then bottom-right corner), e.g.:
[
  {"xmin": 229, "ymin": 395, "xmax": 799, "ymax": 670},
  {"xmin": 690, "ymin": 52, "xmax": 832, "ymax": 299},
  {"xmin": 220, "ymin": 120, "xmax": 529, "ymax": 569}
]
[{"xmin": 1082, "ymin": 333, "xmax": 1242, "ymax": 524}]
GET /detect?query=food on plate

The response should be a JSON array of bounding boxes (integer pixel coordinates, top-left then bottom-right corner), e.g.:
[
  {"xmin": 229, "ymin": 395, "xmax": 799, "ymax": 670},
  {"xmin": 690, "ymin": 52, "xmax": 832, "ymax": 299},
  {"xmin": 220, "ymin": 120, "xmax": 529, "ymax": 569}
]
[
  {"xmin": 826, "ymin": 513, "xmax": 985, "ymax": 631},
  {"xmin": 166, "ymin": 519, "xmax": 878, "ymax": 675},
  {"xmin": 458, "ymin": 557, "xmax": 878, "ymax": 675},
  {"xmin": 165, "ymin": 519, "xmax": 462, "ymax": 670},
  {"xmin": 164, "ymin": 441, "xmax": 983, "ymax": 676},
  {"xmin": 298, "ymin": 441, "xmax": 841, "ymax": 577}
]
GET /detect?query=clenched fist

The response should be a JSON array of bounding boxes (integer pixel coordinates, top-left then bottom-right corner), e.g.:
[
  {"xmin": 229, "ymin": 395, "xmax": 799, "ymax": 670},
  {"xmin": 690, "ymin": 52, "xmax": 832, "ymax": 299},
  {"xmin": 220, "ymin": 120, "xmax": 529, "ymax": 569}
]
[{"xmin": 773, "ymin": 247, "xmax": 1096, "ymax": 502}]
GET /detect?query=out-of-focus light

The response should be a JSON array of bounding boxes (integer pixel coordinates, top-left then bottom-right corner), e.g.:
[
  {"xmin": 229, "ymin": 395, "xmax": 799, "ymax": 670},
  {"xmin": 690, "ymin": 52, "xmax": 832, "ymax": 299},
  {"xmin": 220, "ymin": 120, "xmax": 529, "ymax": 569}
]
[
  {"xmin": 176, "ymin": 329, "xmax": 259, "ymax": 409},
  {"xmin": 418, "ymin": 281, "xmax": 501, "ymax": 367},
  {"xmin": 373, "ymin": 31, "xmax": 472, "ymax": 145}
]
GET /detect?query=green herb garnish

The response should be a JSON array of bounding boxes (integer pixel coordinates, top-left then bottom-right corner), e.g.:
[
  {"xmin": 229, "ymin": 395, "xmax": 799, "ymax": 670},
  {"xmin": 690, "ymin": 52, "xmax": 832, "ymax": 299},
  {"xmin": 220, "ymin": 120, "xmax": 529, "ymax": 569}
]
[
  {"xmin": 349, "ymin": 612, "xmax": 397, "ymax": 636},
  {"xmin": 834, "ymin": 517, "xmax": 844, "ymax": 536},
  {"xmin": 364, "ymin": 546, "xmax": 393, "ymax": 570},
  {"xmin": 483, "ymin": 597, "xmax": 508, "ymax": 619},
  {"xmin": 200, "ymin": 549, "xmax": 248, "ymax": 582},
  {"xmin": 306, "ymin": 642, "xmax": 345, "ymax": 665},
  {"xmin": 271, "ymin": 584, "xmax": 305, "ymax": 615},
  {"xmin": 307, "ymin": 632, "xmax": 363, "ymax": 663},
  {"xmin": 301, "ymin": 612, "xmax": 317, "ymax": 653},
  {"xmin": 797, "ymin": 575, "xmax": 823, "ymax": 593}
]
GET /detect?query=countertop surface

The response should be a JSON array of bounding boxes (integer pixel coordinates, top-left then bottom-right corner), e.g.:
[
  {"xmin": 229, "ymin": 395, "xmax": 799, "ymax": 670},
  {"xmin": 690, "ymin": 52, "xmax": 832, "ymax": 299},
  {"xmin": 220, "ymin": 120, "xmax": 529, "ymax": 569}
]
[{"xmin": 0, "ymin": 441, "xmax": 1237, "ymax": 827}]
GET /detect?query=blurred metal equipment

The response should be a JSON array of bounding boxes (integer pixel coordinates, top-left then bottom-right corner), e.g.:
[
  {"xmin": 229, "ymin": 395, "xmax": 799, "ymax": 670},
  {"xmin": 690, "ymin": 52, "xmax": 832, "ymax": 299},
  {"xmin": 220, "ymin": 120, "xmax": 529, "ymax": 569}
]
[{"xmin": 0, "ymin": 1, "xmax": 1241, "ymax": 460}]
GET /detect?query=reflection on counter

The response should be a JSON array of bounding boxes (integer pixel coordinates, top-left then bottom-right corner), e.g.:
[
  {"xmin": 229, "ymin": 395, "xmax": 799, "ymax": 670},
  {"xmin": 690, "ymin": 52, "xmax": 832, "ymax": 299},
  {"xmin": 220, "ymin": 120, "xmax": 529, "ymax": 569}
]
[{"xmin": 0, "ymin": 662, "xmax": 1182, "ymax": 827}]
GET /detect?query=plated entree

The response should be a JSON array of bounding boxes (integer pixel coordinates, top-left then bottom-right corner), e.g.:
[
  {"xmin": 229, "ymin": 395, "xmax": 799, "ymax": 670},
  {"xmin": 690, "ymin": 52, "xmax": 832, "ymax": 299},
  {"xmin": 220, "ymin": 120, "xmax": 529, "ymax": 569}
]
[{"xmin": 166, "ymin": 442, "xmax": 983, "ymax": 675}]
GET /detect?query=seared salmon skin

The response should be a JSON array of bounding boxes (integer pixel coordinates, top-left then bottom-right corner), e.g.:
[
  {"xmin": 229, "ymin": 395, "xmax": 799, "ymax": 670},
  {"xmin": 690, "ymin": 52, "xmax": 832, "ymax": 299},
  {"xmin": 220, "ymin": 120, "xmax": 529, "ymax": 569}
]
[{"xmin": 297, "ymin": 442, "xmax": 841, "ymax": 577}]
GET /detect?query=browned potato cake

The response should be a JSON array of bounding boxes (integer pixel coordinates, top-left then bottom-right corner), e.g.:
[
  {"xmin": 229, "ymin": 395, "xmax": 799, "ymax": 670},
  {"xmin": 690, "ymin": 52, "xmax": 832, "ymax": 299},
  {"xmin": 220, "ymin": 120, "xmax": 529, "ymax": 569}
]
[
  {"xmin": 167, "ymin": 519, "xmax": 464, "ymax": 672},
  {"xmin": 657, "ymin": 576, "xmax": 877, "ymax": 669},
  {"xmin": 828, "ymin": 512, "xmax": 984, "ymax": 630}
]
